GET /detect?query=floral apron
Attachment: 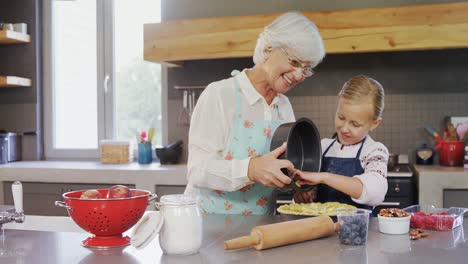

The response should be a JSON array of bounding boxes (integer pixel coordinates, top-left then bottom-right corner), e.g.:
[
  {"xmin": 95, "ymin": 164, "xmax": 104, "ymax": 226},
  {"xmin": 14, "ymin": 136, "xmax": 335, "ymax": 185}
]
[
  {"xmin": 197, "ymin": 71, "xmax": 285, "ymax": 215},
  {"xmin": 316, "ymin": 137, "xmax": 373, "ymax": 211}
]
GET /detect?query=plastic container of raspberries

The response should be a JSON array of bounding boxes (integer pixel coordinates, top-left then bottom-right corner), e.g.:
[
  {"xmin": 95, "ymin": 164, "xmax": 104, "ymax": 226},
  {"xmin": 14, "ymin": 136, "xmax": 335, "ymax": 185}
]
[{"xmin": 403, "ymin": 205, "xmax": 468, "ymax": 231}]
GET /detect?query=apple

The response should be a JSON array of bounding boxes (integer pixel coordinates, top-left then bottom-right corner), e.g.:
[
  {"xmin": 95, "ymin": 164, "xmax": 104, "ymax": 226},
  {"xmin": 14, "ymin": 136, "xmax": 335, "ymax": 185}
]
[
  {"xmin": 130, "ymin": 189, "xmax": 147, "ymax": 197},
  {"xmin": 80, "ymin": 189, "xmax": 102, "ymax": 199},
  {"xmin": 107, "ymin": 185, "xmax": 130, "ymax": 198}
]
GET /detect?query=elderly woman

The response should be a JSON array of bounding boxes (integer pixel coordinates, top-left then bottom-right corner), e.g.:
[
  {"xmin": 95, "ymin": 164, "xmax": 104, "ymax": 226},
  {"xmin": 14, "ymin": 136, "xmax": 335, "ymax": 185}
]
[{"xmin": 184, "ymin": 12, "xmax": 325, "ymax": 215}]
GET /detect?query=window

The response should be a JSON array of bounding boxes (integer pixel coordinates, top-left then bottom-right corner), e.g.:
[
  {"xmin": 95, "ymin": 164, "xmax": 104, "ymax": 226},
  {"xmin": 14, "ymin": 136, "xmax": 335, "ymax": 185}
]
[{"xmin": 44, "ymin": 0, "xmax": 162, "ymax": 159}]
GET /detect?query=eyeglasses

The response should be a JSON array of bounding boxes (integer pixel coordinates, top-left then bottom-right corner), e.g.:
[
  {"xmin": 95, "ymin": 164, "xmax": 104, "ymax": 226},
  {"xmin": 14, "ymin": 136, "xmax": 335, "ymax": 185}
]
[{"xmin": 280, "ymin": 47, "xmax": 314, "ymax": 78}]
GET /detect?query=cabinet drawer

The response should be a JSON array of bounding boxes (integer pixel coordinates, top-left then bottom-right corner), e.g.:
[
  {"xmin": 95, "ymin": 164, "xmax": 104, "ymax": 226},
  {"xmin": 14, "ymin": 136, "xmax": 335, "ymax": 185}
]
[{"xmin": 386, "ymin": 178, "xmax": 413, "ymax": 197}]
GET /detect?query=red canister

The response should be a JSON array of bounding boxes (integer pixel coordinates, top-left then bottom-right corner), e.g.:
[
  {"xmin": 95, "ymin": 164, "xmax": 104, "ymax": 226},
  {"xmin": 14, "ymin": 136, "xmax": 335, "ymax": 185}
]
[{"xmin": 436, "ymin": 141, "xmax": 465, "ymax": 166}]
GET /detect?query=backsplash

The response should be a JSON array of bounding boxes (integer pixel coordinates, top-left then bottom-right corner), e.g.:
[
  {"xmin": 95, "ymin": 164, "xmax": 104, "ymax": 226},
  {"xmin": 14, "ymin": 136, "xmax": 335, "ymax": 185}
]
[
  {"xmin": 290, "ymin": 93, "xmax": 468, "ymax": 163},
  {"xmin": 166, "ymin": 49, "xmax": 468, "ymax": 164},
  {"xmin": 168, "ymin": 93, "xmax": 468, "ymax": 164}
]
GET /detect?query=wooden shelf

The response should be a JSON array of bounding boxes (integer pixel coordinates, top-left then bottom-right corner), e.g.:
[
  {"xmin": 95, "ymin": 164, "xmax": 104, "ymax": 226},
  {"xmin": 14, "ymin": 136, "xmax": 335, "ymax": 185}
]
[
  {"xmin": 0, "ymin": 76, "xmax": 31, "ymax": 87},
  {"xmin": 144, "ymin": 2, "xmax": 468, "ymax": 66},
  {"xmin": 0, "ymin": 30, "xmax": 31, "ymax": 44}
]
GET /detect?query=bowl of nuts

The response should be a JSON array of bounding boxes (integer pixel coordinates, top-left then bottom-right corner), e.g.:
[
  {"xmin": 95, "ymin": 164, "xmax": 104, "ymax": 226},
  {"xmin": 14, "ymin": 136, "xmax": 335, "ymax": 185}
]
[{"xmin": 378, "ymin": 208, "xmax": 411, "ymax": 235}]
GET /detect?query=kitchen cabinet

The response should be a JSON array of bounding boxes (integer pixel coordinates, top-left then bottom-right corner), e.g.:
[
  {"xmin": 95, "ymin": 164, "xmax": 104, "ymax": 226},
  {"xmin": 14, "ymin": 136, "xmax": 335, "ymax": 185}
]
[
  {"xmin": 145, "ymin": 2, "xmax": 468, "ymax": 66},
  {"xmin": 0, "ymin": 30, "xmax": 32, "ymax": 87},
  {"xmin": 3, "ymin": 182, "xmax": 135, "ymax": 216},
  {"xmin": 443, "ymin": 189, "xmax": 468, "ymax": 208}
]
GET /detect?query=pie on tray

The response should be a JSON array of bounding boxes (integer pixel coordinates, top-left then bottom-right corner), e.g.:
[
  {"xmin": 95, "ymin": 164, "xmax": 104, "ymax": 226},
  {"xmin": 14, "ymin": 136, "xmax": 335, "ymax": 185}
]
[{"xmin": 277, "ymin": 202, "xmax": 356, "ymax": 216}]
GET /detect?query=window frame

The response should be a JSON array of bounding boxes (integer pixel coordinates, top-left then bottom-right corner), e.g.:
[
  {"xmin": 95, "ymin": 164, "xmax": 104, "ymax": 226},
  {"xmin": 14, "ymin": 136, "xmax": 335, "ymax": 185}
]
[{"xmin": 44, "ymin": 0, "xmax": 166, "ymax": 160}]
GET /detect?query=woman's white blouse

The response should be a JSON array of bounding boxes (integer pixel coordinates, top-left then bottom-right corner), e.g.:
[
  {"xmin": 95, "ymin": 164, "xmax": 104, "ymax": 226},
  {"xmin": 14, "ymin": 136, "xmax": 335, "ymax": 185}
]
[
  {"xmin": 185, "ymin": 70, "xmax": 295, "ymax": 194},
  {"xmin": 321, "ymin": 136, "xmax": 389, "ymax": 207}
]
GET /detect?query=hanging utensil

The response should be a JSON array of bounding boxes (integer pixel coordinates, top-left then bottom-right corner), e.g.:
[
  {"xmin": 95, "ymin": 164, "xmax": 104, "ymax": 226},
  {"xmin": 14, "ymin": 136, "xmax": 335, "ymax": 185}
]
[
  {"xmin": 188, "ymin": 90, "xmax": 193, "ymax": 117},
  {"xmin": 192, "ymin": 90, "xmax": 196, "ymax": 112},
  {"xmin": 177, "ymin": 91, "xmax": 190, "ymax": 125}
]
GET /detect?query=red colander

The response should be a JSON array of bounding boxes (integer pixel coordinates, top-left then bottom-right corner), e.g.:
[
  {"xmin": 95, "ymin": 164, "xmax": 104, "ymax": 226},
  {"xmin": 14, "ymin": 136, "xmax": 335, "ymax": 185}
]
[{"xmin": 55, "ymin": 189, "xmax": 157, "ymax": 248}]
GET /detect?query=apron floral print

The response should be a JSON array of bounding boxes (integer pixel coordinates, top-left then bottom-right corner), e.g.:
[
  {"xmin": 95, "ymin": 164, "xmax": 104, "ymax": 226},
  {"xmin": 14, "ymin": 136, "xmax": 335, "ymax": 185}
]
[{"xmin": 196, "ymin": 71, "xmax": 286, "ymax": 215}]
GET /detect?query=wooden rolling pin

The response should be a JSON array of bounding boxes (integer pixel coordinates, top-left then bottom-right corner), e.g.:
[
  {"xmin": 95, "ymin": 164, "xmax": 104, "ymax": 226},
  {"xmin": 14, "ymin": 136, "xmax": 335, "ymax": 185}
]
[{"xmin": 224, "ymin": 215, "xmax": 339, "ymax": 250}]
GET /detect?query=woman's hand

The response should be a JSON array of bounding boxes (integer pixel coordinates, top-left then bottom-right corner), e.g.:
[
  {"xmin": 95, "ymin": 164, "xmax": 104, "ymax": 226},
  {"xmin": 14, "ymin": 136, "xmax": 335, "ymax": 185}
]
[{"xmin": 247, "ymin": 143, "xmax": 293, "ymax": 188}]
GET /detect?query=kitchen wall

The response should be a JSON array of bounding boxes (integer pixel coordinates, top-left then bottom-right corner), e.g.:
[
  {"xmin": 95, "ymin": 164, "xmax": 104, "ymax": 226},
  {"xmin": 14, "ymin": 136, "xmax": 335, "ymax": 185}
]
[
  {"xmin": 163, "ymin": 0, "xmax": 468, "ymax": 164},
  {"xmin": 0, "ymin": 0, "xmax": 42, "ymax": 160}
]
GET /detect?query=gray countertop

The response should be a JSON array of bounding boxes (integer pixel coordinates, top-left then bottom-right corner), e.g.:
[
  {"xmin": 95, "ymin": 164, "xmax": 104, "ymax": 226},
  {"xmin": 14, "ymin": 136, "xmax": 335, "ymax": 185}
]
[{"xmin": 1, "ymin": 214, "xmax": 467, "ymax": 264}]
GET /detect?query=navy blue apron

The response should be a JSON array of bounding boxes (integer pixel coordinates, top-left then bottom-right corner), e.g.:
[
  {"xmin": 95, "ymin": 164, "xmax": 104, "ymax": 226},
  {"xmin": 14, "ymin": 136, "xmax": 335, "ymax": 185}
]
[{"xmin": 316, "ymin": 137, "xmax": 372, "ymax": 211}]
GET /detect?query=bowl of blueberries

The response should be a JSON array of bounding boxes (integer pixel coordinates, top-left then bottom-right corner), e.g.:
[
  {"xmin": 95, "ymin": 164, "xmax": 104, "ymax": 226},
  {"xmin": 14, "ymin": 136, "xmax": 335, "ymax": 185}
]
[{"xmin": 336, "ymin": 208, "xmax": 371, "ymax": 246}]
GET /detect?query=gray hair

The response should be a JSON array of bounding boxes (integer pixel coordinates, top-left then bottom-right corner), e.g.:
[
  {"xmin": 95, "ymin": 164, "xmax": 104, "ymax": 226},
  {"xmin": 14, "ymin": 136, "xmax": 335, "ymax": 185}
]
[{"xmin": 253, "ymin": 12, "xmax": 325, "ymax": 67}]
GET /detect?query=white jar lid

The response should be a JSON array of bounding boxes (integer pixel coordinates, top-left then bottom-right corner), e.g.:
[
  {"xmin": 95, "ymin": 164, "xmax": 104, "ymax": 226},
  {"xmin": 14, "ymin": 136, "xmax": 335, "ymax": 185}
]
[
  {"xmin": 160, "ymin": 194, "xmax": 199, "ymax": 206},
  {"xmin": 131, "ymin": 212, "xmax": 163, "ymax": 249}
]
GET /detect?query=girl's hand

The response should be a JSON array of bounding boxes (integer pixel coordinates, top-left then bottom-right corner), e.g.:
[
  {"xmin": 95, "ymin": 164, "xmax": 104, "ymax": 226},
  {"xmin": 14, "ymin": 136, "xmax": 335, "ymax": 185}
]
[
  {"xmin": 292, "ymin": 169, "xmax": 327, "ymax": 186},
  {"xmin": 293, "ymin": 189, "xmax": 316, "ymax": 203}
]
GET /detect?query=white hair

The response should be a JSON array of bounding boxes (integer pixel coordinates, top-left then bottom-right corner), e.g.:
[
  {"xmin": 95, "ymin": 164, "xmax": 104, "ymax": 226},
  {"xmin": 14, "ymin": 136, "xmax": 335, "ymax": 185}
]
[{"xmin": 253, "ymin": 12, "xmax": 325, "ymax": 68}]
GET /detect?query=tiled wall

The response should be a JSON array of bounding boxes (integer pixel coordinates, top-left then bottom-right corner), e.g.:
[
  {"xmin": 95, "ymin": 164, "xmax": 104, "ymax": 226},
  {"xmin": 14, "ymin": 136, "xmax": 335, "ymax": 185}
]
[
  {"xmin": 290, "ymin": 93, "xmax": 468, "ymax": 163},
  {"xmin": 166, "ymin": 49, "xmax": 468, "ymax": 164},
  {"xmin": 168, "ymin": 92, "xmax": 468, "ymax": 164}
]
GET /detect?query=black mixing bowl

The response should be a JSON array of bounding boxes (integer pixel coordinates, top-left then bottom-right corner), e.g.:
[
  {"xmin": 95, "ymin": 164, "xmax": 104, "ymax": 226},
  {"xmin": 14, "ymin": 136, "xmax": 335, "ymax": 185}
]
[{"xmin": 270, "ymin": 117, "xmax": 322, "ymax": 192}]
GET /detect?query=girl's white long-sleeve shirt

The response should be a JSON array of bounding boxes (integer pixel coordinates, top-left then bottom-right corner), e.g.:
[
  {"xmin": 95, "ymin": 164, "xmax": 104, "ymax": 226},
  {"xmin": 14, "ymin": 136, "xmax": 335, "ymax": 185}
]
[
  {"xmin": 321, "ymin": 136, "xmax": 389, "ymax": 207},
  {"xmin": 185, "ymin": 70, "xmax": 295, "ymax": 195}
]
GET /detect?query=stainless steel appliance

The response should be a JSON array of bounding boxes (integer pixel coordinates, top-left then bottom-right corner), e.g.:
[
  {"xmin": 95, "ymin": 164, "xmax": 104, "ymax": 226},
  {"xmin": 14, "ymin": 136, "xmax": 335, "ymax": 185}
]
[
  {"xmin": 0, "ymin": 132, "xmax": 22, "ymax": 162},
  {"xmin": 0, "ymin": 136, "xmax": 7, "ymax": 164},
  {"xmin": 372, "ymin": 164, "xmax": 416, "ymax": 215}
]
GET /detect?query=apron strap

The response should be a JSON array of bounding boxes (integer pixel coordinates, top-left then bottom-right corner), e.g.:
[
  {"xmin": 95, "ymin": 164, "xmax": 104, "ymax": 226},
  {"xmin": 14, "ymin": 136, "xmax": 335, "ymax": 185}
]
[
  {"xmin": 323, "ymin": 137, "xmax": 367, "ymax": 159},
  {"xmin": 355, "ymin": 136, "xmax": 367, "ymax": 158},
  {"xmin": 322, "ymin": 139, "xmax": 337, "ymax": 157}
]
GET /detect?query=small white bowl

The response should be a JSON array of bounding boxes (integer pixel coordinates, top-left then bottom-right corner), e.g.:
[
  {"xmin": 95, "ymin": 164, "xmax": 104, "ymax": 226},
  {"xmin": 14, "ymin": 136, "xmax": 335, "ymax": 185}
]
[{"xmin": 378, "ymin": 215, "xmax": 411, "ymax": 234}]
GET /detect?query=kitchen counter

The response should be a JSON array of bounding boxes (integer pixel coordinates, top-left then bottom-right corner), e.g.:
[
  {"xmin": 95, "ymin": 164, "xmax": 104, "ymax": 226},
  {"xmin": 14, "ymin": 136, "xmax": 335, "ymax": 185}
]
[
  {"xmin": 2, "ymin": 214, "xmax": 467, "ymax": 264},
  {"xmin": 0, "ymin": 161, "xmax": 188, "ymax": 204},
  {"xmin": 414, "ymin": 165, "xmax": 468, "ymax": 207}
]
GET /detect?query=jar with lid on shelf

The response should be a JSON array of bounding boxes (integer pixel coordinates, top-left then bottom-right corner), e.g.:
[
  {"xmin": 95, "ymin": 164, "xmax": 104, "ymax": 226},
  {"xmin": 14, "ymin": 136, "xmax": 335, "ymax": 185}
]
[{"xmin": 416, "ymin": 143, "xmax": 434, "ymax": 165}]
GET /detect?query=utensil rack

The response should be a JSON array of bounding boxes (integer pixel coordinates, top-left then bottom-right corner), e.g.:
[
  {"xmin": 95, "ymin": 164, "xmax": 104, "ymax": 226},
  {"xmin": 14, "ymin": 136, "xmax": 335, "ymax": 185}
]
[
  {"xmin": 175, "ymin": 86, "xmax": 204, "ymax": 126},
  {"xmin": 174, "ymin": 85, "xmax": 205, "ymax": 90}
]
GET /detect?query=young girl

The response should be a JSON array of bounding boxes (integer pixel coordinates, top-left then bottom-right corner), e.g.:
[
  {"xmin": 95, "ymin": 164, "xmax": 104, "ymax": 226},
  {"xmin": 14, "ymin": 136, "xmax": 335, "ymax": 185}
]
[{"xmin": 293, "ymin": 75, "xmax": 389, "ymax": 209}]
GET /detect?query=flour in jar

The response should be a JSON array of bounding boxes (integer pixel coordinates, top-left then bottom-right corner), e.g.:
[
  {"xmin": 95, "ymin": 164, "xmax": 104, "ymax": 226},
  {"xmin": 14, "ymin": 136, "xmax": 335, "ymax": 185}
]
[{"xmin": 158, "ymin": 195, "xmax": 202, "ymax": 255}]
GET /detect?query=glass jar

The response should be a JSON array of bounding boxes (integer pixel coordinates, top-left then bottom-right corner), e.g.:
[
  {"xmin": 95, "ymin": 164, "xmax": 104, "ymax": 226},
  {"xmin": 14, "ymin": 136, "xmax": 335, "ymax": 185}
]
[
  {"xmin": 337, "ymin": 208, "xmax": 371, "ymax": 246},
  {"xmin": 158, "ymin": 194, "xmax": 202, "ymax": 255},
  {"xmin": 138, "ymin": 142, "xmax": 153, "ymax": 164}
]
